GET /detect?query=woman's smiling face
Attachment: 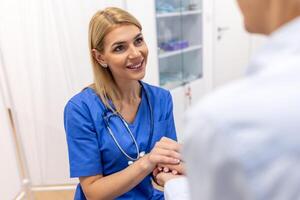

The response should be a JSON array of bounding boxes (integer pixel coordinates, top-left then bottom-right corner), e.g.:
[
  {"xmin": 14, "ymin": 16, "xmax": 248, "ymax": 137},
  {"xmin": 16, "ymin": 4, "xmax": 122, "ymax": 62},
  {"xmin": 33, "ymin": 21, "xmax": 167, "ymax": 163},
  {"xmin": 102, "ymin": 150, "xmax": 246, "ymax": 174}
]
[{"xmin": 99, "ymin": 24, "xmax": 148, "ymax": 82}]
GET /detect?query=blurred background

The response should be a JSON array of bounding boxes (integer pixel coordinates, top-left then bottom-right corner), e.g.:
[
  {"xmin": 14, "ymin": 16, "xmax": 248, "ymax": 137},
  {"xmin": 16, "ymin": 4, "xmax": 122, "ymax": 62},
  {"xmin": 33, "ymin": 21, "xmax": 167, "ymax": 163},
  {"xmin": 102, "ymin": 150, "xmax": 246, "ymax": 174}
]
[{"xmin": 0, "ymin": 0, "xmax": 266, "ymax": 199}]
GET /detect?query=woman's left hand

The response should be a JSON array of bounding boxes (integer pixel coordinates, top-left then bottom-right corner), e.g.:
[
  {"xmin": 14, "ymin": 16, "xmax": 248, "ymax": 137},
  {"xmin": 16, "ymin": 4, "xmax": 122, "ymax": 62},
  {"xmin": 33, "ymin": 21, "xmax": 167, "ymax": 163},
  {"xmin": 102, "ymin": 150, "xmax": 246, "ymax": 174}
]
[{"xmin": 145, "ymin": 137, "xmax": 182, "ymax": 169}]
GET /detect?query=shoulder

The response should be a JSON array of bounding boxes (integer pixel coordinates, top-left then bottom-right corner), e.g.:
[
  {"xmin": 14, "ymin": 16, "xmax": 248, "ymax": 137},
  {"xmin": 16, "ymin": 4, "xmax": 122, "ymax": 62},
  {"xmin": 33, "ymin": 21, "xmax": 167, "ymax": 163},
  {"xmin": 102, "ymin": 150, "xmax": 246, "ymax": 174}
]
[
  {"xmin": 141, "ymin": 81, "xmax": 172, "ymax": 101},
  {"xmin": 186, "ymin": 77, "xmax": 254, "ymax": 125},
  {"xmin": 64, "ymin": 87, "xmax": 105, "ymax": 116}
]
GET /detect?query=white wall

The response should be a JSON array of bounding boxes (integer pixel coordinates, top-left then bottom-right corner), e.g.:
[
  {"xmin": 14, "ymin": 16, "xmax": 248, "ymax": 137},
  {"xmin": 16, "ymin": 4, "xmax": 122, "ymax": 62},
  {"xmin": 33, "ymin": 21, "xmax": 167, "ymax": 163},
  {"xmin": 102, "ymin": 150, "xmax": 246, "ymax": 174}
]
[
  {"xmin": 0, "ymin": 0, "xmax": 125, "ymax": 186},
  {"xmin": 0, "ymin": 85, "xmax": 23, "ymax": 200}
]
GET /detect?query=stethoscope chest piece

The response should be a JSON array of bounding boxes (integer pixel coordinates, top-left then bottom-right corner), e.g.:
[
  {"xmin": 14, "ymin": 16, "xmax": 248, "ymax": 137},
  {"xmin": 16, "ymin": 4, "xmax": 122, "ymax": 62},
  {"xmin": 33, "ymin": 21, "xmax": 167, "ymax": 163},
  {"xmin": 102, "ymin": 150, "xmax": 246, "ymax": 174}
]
[{"xmin": 127, "ymin": 151, "xmax": 146, "ymax": 166}]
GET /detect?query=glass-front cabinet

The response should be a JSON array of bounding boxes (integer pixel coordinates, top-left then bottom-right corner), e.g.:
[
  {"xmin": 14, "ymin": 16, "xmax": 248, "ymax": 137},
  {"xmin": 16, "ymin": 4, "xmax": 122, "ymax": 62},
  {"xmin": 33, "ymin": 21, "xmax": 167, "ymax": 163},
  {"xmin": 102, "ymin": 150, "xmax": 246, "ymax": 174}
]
[{"xmin": 155, "ymin": 0, "xmax": 203, "ymax": 89}]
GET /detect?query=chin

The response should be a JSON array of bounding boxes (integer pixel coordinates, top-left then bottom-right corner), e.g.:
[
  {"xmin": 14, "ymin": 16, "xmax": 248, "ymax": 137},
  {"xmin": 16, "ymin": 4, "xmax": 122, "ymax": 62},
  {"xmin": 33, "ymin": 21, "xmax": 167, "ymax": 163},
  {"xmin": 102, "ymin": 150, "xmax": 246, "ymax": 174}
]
[
  {"xmin": 135, "ymin": 71, "xmax": 146, "ymax": 81},
  {"xmin": 135, "ymin": 64, "xmax": 146, "ymax": 80}
]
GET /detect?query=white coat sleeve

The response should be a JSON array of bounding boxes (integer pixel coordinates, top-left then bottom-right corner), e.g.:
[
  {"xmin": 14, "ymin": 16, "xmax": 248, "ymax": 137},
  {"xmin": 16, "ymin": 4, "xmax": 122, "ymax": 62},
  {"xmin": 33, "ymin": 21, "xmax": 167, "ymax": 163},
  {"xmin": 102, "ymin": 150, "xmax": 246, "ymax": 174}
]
[
  {"xmin": 182, "ymin": 111, "xmax": 251, "ymax": 200},
  {"xmin": 164, "ymin": 177, "xmax": 190, "ymax": 200}
]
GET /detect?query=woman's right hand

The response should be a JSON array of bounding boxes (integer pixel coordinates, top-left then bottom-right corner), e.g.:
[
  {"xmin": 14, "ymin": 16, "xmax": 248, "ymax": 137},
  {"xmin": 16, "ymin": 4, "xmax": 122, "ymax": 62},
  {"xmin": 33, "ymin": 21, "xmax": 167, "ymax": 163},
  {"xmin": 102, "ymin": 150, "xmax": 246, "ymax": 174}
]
[
  {"xmin": 143, "ymin": 137, "xmax": 181, "ymax": 170},
  {"xmin": 155, "ymin": 172, "xmax": 183, "ymax": 187}
]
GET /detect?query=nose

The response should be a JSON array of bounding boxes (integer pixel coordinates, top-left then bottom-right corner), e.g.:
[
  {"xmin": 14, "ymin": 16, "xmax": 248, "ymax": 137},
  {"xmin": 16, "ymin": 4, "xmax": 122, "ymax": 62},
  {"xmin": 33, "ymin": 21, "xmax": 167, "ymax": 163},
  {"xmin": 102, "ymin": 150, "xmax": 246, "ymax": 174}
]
[{"xmin": 128, "ymin": 45, "xmax": 141, "ymax": 59}]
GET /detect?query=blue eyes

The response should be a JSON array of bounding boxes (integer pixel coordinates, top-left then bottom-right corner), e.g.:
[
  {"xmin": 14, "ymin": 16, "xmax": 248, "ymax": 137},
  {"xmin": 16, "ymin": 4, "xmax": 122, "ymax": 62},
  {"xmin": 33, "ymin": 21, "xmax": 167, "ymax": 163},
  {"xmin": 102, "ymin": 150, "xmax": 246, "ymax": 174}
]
[{"xmin": 113, "ymin": 37, "xmax": 144, "ymax": 53}]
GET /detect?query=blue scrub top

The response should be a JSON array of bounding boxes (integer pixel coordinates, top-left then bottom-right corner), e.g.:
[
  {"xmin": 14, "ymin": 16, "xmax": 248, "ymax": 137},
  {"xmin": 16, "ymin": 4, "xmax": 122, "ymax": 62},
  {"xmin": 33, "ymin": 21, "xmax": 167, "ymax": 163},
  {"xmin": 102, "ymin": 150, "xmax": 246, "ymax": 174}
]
[{"xmin": 64, "ymin": 82, "xmax": 177, "ymax": 200}]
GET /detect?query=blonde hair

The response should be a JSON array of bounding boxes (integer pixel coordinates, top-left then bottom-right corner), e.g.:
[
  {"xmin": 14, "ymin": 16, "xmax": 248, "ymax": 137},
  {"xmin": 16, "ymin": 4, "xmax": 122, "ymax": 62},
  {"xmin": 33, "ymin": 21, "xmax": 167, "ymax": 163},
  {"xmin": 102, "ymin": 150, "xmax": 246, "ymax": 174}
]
[{"xmin": 88, "ymin": 7, "xmax": 142, "ymax": 111}]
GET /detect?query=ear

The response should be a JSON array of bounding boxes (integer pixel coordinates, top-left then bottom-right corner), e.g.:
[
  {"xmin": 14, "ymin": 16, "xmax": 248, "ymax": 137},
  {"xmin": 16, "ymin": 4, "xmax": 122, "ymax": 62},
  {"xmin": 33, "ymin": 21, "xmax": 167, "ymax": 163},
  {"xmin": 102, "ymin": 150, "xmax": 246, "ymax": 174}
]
[{"xmin": 92, "ymin": 49, "xmax": 106, "ymax": 66}]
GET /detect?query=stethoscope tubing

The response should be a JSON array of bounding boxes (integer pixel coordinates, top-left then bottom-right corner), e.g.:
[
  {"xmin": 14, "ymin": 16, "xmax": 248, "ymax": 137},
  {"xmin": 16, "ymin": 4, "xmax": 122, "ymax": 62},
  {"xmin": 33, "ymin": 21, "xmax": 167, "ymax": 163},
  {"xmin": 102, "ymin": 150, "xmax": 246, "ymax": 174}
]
[
  {"xmin": 105, "ymin": 114, "xmax": 141, "ymax": 161},
  {"xmin": 103, "ymin": 82, "xmax": 154, "ymax": 163}
]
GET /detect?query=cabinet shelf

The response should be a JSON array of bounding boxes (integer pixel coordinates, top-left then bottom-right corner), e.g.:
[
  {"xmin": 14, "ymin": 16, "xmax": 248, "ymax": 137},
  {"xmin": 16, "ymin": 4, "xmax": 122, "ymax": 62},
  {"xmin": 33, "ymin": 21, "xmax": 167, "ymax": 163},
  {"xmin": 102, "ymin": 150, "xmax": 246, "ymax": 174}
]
[
  {"xmin": 156, "ymin": 10, "xmax": 202, "ymax": 18},
  {"xmin": 156, "ymin": 0, "xmax": 203, "ymax": 90},
  {"xmin": 158, "ymin": 45, "xmax": 202, "ymax": 59}
]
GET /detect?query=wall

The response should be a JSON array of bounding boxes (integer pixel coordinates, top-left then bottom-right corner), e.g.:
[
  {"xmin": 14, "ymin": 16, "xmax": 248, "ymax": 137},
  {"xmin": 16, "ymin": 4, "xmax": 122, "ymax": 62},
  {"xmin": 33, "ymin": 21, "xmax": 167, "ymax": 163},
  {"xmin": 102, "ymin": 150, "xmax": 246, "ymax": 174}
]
[
  {"xmin": 0, "ymin": 0, "xmax": 125, "ymax": 187},
  {"xmin": 0, "ymin": 85, "xmax": 23, "ymax": 199}
]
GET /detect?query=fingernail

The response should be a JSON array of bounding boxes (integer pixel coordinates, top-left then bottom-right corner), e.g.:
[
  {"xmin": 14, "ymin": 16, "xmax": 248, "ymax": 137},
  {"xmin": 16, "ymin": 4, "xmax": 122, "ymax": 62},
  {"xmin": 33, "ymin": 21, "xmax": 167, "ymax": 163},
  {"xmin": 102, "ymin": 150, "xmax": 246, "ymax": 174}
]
[{"xmin": 163, "ymin": 167, "xmax": 169, "ymax": 172}]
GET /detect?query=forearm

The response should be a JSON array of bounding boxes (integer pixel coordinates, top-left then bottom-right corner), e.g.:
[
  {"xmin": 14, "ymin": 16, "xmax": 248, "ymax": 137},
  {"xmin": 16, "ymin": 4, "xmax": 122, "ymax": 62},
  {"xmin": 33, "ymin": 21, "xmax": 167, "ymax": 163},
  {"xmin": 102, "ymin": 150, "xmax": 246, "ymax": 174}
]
[{"xmin": 82, "ymin": 156, "xmax": 154, "ymax": 200}]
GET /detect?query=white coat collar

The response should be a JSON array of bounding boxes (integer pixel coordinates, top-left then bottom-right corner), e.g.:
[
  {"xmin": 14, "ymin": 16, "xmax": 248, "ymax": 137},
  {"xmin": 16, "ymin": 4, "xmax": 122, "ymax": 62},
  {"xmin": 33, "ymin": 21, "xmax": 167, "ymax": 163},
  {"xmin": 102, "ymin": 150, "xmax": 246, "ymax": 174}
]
[{"xmin": 247, "ymin": 16, "xmax": 300, "ymax": 75}]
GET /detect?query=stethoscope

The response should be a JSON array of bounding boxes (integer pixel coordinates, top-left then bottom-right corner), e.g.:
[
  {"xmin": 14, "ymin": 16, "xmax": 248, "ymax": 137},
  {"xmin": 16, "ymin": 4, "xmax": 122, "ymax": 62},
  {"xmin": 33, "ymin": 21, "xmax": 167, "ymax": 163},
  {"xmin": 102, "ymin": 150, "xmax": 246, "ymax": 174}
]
[{"xmin": 103, "ymin": 82, "xmax": 154, "ymax": 166}]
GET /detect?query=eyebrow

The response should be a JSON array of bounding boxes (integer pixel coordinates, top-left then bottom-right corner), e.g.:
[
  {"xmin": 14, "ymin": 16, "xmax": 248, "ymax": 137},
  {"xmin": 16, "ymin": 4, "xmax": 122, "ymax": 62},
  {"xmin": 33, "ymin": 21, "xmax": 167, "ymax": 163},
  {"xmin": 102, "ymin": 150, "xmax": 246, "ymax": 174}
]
[{"xmin": 111, "ymin": 33, "xmax": 143, "ymax": 47}]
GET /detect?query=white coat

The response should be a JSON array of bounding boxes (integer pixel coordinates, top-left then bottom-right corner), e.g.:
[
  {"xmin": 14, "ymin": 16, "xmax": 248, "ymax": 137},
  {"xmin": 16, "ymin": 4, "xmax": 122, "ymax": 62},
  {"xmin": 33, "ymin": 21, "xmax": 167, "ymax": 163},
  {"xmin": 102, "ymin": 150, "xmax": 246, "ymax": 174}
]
[{"xmin": 165, "ymin": 17, "xmax": 300, "ymax": 200}]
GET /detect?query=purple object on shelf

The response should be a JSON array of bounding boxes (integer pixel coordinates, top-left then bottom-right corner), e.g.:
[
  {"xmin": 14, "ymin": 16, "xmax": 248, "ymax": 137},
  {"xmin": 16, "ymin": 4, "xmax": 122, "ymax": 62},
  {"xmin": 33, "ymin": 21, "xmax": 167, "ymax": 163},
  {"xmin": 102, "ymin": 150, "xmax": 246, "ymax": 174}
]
[{"xmin": 160, "ymin": 40, "xmax": 189, "ymax": 51}]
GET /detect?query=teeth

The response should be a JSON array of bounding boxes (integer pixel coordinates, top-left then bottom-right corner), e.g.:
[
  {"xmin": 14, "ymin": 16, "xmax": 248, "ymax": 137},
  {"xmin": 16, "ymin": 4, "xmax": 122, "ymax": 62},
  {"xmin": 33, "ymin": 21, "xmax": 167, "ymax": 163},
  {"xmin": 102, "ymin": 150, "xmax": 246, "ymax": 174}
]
[{"xmin": 128, "ymin": 62, "xmax": 142, "ymax": 69}]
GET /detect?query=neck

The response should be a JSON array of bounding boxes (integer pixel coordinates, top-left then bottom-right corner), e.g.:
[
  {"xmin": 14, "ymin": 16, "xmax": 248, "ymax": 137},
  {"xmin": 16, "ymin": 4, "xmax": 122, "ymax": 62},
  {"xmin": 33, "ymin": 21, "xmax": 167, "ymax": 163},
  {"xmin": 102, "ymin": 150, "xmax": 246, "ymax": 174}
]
[
  {"xmin": 115, "ymin": 79, "xmax": 141, "ymax": 104},
  {"xmin": 267, "ymin": 1, "xmax": 300, "ymax": 34}
]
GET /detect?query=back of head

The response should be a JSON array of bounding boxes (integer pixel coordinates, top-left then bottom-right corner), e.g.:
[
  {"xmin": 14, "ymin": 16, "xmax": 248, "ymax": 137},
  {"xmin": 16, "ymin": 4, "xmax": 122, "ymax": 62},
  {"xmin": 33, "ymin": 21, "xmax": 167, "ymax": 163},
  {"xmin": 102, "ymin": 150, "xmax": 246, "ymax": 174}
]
[{"xmin": 237, "ymin": 0, "xmax": 300, "ymax": 34}]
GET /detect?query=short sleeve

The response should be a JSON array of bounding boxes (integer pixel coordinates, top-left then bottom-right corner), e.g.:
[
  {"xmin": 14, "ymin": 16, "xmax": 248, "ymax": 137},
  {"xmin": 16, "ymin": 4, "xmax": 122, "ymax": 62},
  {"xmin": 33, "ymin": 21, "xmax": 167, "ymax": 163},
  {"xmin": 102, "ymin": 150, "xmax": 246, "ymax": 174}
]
[
  {"xmin": 64, "ymin": 100, "xmax": 102, "ymax": 177},
  {"xmin": 166, "ymin": 92, "xmax": 177, "ymax": 141}
]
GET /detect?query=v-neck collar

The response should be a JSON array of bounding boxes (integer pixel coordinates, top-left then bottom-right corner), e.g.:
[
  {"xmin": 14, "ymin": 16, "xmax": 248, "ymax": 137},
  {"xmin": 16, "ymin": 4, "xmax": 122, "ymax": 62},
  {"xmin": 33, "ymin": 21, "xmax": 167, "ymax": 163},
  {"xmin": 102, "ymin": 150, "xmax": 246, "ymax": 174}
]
[{"xmin": 127, "ymin": 87, "xmax": 145, "ymax": 126}]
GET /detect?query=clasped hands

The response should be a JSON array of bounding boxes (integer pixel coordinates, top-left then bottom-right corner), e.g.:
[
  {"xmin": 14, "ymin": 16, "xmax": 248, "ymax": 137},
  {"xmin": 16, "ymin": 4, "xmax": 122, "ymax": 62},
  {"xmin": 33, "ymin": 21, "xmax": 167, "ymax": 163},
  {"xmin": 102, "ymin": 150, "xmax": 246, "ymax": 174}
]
[{"xmin": 146, "ymin": 137, "xmax": 185, "ymax": 187}]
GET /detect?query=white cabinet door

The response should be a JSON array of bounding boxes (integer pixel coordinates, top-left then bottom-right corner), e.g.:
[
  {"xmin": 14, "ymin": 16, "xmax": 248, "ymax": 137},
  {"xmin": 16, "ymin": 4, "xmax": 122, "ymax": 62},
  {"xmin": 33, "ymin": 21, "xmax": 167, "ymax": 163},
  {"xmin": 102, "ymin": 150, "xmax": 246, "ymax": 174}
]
[
  {"xmin": 170, "ymin": 87, "xmax": 185, "ymax": 142},
  {"xmin": 188, "ymin": 0, "xmax": 214, "ymax": 105},
  {"xmin": 213, "ymin": 0, "xmax": 251, "ymax": 87}
]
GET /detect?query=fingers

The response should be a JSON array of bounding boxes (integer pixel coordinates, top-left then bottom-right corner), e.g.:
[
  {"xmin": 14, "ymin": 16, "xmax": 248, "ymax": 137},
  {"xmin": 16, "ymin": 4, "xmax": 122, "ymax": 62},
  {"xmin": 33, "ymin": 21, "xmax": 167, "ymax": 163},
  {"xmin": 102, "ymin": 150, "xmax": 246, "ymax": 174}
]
[
  {"xmin": 155, "ymin": 172, "xmax": 183, "ymax": 186},
  {"xmin": 148, "ymin": 137, "xmax": 182, "ymax": 166},
  {"xmin": 151, "ymin": 147, "xmax": 181, "ymax": 160},
  {"xmin": 163, "ymin": 167, "xmax": 169, "ymax": 172},
  {"xmin": 154, "ymin": 166, "xmax": 177, "ymax": 174},
  {"xmin": 162, "ymin": 167, "xmax": 178, "ymax": 175},
  {"xmin": 158, "ymin": 162, "xmax": 186, "ymax": 175},
  {"xmin": 156, "ymin": 137, "xmax": 182, "ymax": 152},
  {"xmin": 148, "ymin": 153, "xmax": 180, "ymax": 165},
  {"xmin": 160, "ymin": 136, "xmax": 179, "ymax": 143},
  {"xmin": 152, "ymin": 167, "xmax": 164, "ymax": 177}
]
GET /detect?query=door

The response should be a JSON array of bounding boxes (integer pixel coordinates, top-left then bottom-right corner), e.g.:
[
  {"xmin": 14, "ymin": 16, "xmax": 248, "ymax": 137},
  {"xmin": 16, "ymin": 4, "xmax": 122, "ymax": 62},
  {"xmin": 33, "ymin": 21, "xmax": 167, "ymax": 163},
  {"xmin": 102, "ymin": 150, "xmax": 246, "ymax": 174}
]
[{"xmin": 213, "ymin": 0, "xmax": 251, "ymax": 87}]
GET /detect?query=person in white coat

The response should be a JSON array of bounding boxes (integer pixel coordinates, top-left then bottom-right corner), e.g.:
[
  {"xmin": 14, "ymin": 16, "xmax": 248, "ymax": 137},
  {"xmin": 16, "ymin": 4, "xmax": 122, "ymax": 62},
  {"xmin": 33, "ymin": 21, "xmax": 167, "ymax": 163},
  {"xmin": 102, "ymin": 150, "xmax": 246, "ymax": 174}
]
[{"xmin": 155, "ymin": 0, "xmax": 300, "ymax": 199}]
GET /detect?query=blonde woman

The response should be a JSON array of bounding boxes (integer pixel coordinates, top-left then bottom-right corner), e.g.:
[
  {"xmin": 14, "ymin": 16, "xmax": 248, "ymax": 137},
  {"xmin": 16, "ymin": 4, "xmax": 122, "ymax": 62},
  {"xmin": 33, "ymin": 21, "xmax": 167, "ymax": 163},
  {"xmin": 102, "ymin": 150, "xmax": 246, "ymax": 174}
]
[{"xmin": 64, "ymin": 7, "xmax": 181, "ymax": 200}]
